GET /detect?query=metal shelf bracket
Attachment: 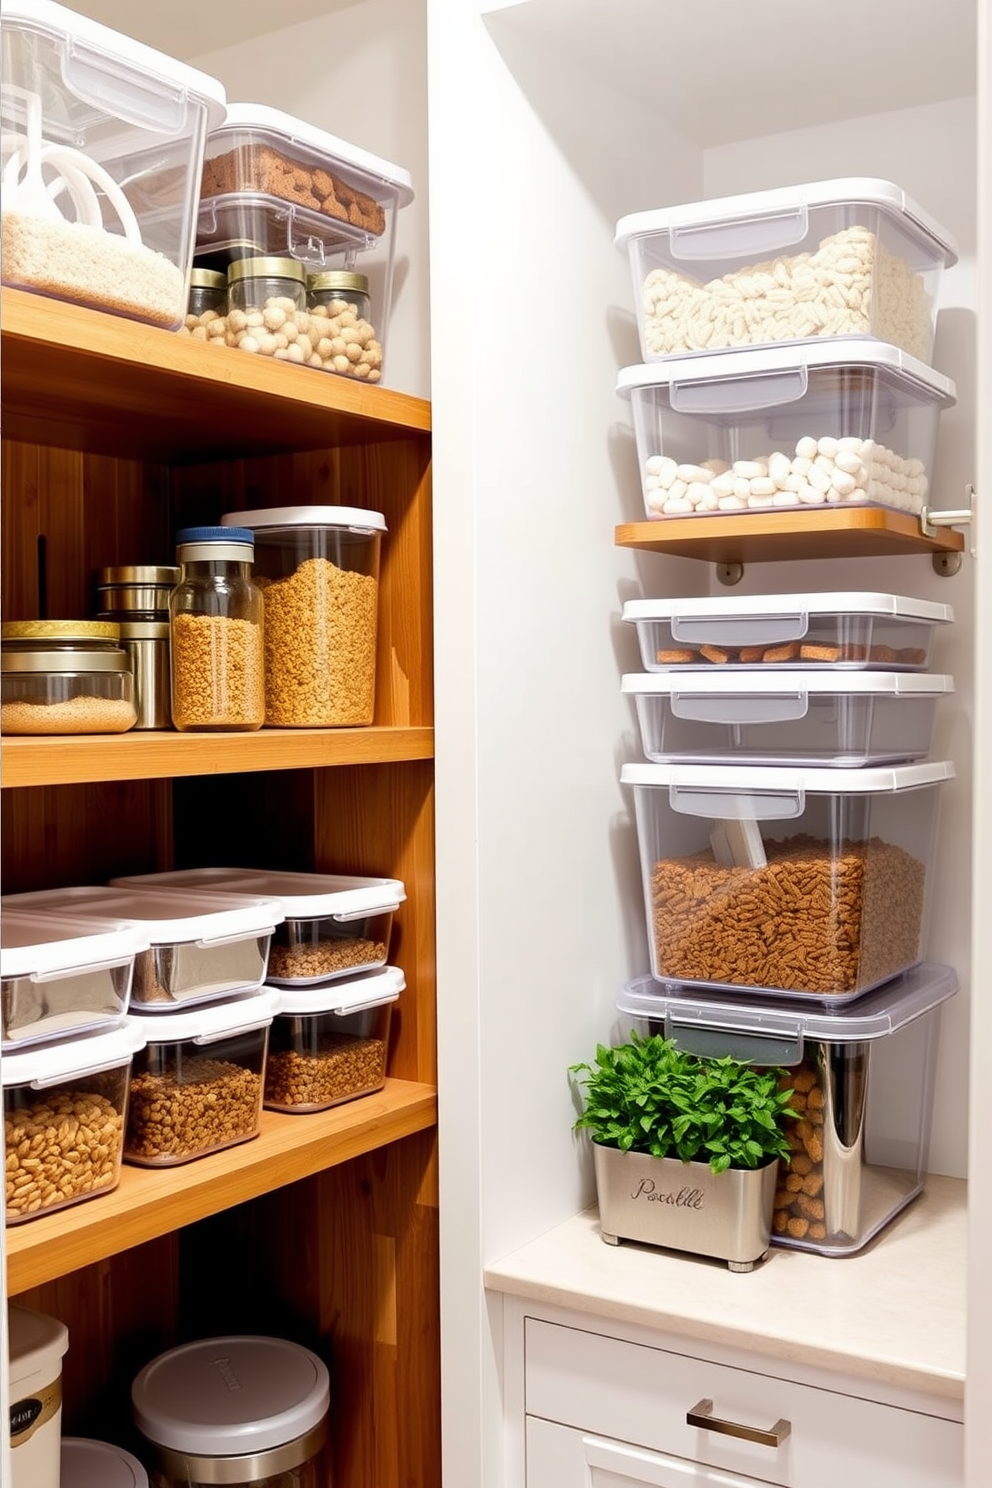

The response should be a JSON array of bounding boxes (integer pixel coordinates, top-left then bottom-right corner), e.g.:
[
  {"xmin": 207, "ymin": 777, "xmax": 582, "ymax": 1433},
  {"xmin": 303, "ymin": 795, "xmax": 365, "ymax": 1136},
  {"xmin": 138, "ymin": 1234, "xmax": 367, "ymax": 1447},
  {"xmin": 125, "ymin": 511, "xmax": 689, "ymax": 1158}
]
[{"xmin": 920, "ymin": 484, "xmax": 975, "ymax": 575}]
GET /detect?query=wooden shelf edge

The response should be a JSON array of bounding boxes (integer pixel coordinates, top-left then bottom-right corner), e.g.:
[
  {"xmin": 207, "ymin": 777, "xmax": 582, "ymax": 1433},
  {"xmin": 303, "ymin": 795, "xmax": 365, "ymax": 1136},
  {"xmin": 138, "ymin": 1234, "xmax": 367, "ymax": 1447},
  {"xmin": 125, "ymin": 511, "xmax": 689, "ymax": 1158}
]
[
  {"xmin": 0, "ymin": 725, "xmax": 435, "ymax": 789},
  {"xmin": 5, "ymin": 1079, "xmax": 438, "ymax": 1294},
  {"xmin": 616, "ymin": 507, "xmax": 967, "ymax": 564}
]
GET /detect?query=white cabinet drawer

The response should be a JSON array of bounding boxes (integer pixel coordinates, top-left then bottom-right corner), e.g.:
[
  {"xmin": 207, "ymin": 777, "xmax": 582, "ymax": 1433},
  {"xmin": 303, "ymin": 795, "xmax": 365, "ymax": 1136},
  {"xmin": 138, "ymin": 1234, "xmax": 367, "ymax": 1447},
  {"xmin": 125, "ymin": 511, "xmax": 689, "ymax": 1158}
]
[
  {"xmin": 527, "ymin": 1416, "xmax": 776, "ymax": 1488},
  {"xmin": 525, "ymin": 1319, "xmax": 962, "ymax": 1488}
]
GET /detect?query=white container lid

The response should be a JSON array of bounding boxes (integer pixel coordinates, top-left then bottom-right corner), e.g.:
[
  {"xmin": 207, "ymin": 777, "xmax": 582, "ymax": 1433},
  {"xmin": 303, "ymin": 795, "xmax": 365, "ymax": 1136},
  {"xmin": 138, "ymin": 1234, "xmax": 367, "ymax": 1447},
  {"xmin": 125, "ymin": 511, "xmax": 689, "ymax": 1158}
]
[
  {"xmin": 210, "ymin": 102, "xmax": 414, "ymax": 207},
  {"xmin": 128, "ymin": 987, "xmax": 279, "ymax": 1043},
  {"xmin": 615, "ymin": 339, "xmax": 957, "ymax": 407},
  {"xmin": 221, "ymin": 506, "xmax": 387, "ymax": 535},
  {"xmin": 618, "ymin": 961, "xmax": 958, "ymax": 1044},
  {"xmin": 0, "ymin": 0, "xmax": 227, "ymax": 127},
  {"xmin": 621, "ymin": 590, "xmax": 955, "ymax": 625},
  {"xmin": 112, "ymin": 868, "xmax": 406, "ymax": 919},
  {"xmin": 3, "ymin": 885, "xmax": 285, "ymax": 943},
  {"xmin": 614, "ymin": 177, "xmax": 958, "ymax": 266},
  {"xmin": 8, "ymin": 1304, "xmax": 69, "ymax": 1379},
  {"xmin": 1, "ymin": 908, "xmax": 150, "ymax": 978},
  {"xmin": 61, "ymin": 1438, "xmax": 149, "ymax": 1488},
  {"xmin": 1, "ymin": 1019, "xmax": 146, "ymax": 1088},
  {"xmin": 620, "ymin": 759, "xmax": 955, "ymax": 792},
  {"xmin": 132, "ymin": 1334, "xmax": 330, "ymax": 1455},
  {"xmin": 621, "ymin": 671, "xmax": 955, "ymax": 699},
  {"xmin": 275, "ymin": 964, "xmax": 405, "ymax": 1016}
]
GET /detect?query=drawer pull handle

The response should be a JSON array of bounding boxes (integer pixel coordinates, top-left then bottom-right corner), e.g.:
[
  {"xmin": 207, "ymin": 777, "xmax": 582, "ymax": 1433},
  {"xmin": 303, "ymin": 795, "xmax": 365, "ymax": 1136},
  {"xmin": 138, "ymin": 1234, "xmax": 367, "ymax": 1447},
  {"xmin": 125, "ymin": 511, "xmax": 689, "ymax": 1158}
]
[{"xmin": 686, "ymin": 1397, "xmax": 791, "ymax": 1448}]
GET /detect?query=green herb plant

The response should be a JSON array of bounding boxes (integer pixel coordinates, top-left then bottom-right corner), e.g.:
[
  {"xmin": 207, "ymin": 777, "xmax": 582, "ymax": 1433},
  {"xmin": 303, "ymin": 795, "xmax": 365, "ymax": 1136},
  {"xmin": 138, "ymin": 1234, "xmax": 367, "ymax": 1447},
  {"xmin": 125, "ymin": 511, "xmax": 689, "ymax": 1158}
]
[{"xmin": 569, "ymin": 1030, "xmax": 796, "ymax": 1176}]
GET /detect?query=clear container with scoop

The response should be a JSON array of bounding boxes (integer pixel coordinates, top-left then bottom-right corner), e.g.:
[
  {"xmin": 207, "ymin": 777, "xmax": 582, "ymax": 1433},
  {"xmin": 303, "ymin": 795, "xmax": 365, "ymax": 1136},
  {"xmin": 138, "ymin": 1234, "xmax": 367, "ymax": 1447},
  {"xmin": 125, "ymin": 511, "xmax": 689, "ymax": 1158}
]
[
  {"xmin": 1, "ymin": 0, "xmax": 226, "ymax": 327},
  {"xmin": 616, "ymin": 961, "xmax": 957, "ymax": 1255}
]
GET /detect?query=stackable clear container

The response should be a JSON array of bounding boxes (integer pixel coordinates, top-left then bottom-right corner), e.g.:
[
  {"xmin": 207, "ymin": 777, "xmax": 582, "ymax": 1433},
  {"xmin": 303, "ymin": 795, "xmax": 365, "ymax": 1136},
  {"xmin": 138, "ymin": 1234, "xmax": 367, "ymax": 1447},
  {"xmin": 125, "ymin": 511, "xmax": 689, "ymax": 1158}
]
[
  {"xmin": 220, "ymin": 506, "xmax": 385, "ymax": 726},
  {"xmin": 3, "ymin": 884, "xmax": 283, "ymax": 1010},
  {"xmin": 111, "ymin": 867, "xmax": 405, "ymax": 985},
  {"xmin": 3, "ymin": 1020, "xmax": 145, "ymax": 1223},
  {"xmin": 622, "ymin": 591, "xmax": 954, "ymax": 672},
  {"xmin": 622, "ymin": 670, "xmax": 954, "ymax": 768},
  {"xmin": 265, "ymin": 966, "xmax": 402, "ymax": 1113},
  {"xmin": 614, "ymin": 177, "xmax": 958, "ymax": 364},
  {"xmin": 616, "ymin": 341, "xmax": 955, "ymax": 520},
  {"xmin": 133, "ymin": 1335, "xmax": 330, "ymax": 1488},
  {"xmin": 1, "ymin": 907, "xmax": 148, "ymax": 1048},
  {"xmin": 124, "ymin": 990, "xmax": 277, "ymax": 1166},
  {"xmin": 0, "ymin": 0, "xmax": 226, "ymax": 327},
  {"xmin": 617, "ymin": 962, "xmax": 957, "ymax": 1256},
  {"xmin": 620, "ymin": 759, "xmax": 953, "ymax": 1003},
  {"xmin": 195, "ymin": 102, "xmax": 413, "ymax": 379},
  {"xmin": 1, "ymin": 619, "xmax": 137, "ymax": 734}
]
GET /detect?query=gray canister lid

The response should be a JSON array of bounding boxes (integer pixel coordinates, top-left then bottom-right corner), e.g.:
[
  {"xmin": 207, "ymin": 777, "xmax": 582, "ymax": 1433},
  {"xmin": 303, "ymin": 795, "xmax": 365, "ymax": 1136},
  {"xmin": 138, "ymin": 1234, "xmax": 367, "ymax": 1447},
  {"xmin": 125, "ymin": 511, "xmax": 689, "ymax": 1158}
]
[
  {"xmin": 61, "ymin": 1437, "xmax": 150, "ymax": 1488},
  {"xmin": 132, "ymin": 1335, "xmax": 330, "ymax": 1455}
]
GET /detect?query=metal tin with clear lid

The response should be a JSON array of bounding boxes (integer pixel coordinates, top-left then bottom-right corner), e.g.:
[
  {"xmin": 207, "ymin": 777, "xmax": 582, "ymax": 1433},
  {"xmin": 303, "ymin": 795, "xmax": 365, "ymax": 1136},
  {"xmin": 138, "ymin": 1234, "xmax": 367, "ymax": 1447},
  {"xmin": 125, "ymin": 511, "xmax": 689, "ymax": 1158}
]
[
  {"xmin": 227, "ymin": 255, "xmax": 306, "ymax": 313},
  {"xmin": 132, "ymin": 1334, "xmax": 330, "ymax": 1487}
]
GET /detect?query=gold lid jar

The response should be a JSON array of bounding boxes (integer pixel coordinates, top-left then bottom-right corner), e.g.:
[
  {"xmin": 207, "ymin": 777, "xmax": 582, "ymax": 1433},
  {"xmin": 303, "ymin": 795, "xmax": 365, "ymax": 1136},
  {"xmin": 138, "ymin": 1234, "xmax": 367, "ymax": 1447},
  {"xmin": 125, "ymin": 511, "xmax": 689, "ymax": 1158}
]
[
  {"xmin": 227, "ymin": 256, "xmax": 306, "ymax": 314},
  {"xmin": 306, "ymin": 270, "xmax": 370, "ymax": 323}
]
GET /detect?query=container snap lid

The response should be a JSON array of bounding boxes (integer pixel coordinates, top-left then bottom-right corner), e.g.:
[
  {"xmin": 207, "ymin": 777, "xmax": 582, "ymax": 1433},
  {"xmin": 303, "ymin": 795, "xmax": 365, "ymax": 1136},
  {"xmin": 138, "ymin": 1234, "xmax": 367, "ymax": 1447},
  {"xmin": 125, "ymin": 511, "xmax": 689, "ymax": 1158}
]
[
  {"xmin": 1, "ymin": 908, "xmax": 150, "ymax": 977},
  {"xmin": 618, "ymin": 961, "xmax": 958, "ymax": 1043},
  {"xmin": 61, "ymin": 1438, "xmax": 150, "ymax": 1488},
  {"xmin": 275, "ymin": 964, "xmax": 405, "ymax": 1015},
  {"xmin": 1, "ymin": 1019, "xmax": 146, "ymax": 1087},
  {"xmin": 221, "ymin": 506, "xmax": 387, "ymax": 535},
  {"xmin": 2, "ymin": 884, "xmax": 285, "ymax": 942},
  {"xmin": 619, "ymin": 759, "xmax": 955, "ymax": 791},
  {"xmin": 621, "ymin": 591, "xmax": 955, "ymax": 625},
  {"xmin": 132, "ymin": 1335, "xmax": 330, "ymax": 1455},
  {"xmin": 110, "ymin": 868, "xmax": 405, "ymax": 918},
  {"xmin": 128, "ymin": 987, "xmax": 278, "ymax": 1043},
  {"xmin": 8, "ymin": 1304, "xmax": 70, "ymax": 1376},
  {"xmin": 621, "ymin": 671, "xmax": 955, "ymax": 698}
]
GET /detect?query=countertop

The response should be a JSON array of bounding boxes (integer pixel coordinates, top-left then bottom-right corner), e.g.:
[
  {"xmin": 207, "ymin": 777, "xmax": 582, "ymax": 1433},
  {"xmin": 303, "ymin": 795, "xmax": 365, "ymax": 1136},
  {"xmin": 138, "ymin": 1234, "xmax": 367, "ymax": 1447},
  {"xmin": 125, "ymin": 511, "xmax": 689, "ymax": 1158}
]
[{"xmin": 484, "ymin": 1173, "xmax": 966, "ymax": 1402}]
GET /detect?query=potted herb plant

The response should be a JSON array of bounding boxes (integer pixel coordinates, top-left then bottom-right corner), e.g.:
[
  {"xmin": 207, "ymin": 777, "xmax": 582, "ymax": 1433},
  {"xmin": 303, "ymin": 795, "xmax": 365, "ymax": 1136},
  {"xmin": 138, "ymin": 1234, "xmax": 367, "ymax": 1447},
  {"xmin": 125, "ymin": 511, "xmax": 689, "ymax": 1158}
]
[{"xmin": 569, "ymin": 1030, "xmax": 796, "ymax": 1271}]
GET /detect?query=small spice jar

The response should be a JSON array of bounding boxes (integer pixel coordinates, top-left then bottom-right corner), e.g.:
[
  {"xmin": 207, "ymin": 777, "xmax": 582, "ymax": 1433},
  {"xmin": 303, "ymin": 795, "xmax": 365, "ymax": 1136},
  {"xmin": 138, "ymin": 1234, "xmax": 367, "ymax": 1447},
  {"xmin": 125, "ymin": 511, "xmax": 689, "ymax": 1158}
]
[
  {"xmin": 306, "ymin": 269, "xmax": 371, "ymax": 323},
  {"xmin": 1, "ymin": 620, "xmax": 137, "ymax": 735},
  {"xmin": 132, "ymin": 1335, "xmax": 330, "ymax": 1488},
  {"xmin": 227, "ymin": 255, "xmax": 306, "ymax": 314},
  {"xmin": 169, "ymin": 527, "xmax": 265, "ymax": 732},
  {"xmin": 187, "ymin": 266, "xmax": 227, "ymax": 320}
]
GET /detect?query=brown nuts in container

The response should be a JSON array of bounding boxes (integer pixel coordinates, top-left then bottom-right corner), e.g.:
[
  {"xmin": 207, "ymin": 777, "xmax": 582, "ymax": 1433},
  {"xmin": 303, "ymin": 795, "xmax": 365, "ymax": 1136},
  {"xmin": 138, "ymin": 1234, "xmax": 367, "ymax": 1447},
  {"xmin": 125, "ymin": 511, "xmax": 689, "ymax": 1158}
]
[{"xmin": 264, "ymin": 969, "xmax": 401, "ymax": 1113}]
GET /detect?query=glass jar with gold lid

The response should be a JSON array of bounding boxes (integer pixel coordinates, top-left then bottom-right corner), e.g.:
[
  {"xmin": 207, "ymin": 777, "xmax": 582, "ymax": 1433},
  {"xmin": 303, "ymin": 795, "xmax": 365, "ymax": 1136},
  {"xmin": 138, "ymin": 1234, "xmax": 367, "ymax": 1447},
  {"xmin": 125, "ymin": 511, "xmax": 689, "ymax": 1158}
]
[
  {"xmin": 306, "ymin": 270, "xmax": 370, "ymax": 324},
  {"xmin": 227, "ymin": 255, "xmax": 306, "ymax": 314},
  {"xmin": 1, "ymin": 621, "xmax": 137, "ymax": 735}
]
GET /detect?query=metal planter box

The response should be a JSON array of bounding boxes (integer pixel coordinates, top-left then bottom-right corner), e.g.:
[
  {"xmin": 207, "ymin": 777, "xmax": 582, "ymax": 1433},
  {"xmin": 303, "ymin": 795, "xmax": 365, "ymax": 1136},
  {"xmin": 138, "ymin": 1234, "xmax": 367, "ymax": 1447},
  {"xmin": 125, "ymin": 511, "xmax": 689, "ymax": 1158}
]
[{"xmin": 593, "ymin": 1143, "xmax": 778, "ymax": 1271}]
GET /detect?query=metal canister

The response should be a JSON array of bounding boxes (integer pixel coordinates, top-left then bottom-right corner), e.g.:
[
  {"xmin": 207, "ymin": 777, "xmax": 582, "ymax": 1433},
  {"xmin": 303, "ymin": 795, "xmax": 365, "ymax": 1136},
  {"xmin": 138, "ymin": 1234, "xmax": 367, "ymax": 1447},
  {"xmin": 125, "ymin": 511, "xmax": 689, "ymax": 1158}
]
[
  {"xmin": 95, "ymin": 566, "xmax": 178, "ymax": 622},
  {"xmin": 118, "ymin": 621, "xmax": 171, "ymax": 730}
]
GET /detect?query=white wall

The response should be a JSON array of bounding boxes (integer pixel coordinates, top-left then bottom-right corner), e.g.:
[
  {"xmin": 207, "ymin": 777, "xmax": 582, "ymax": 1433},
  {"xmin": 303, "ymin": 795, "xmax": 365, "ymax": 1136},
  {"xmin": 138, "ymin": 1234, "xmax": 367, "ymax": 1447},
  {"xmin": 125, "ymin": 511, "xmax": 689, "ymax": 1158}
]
[{"xmin": 190, "ymin": 0, "xmax": 431, "ymax": 398}]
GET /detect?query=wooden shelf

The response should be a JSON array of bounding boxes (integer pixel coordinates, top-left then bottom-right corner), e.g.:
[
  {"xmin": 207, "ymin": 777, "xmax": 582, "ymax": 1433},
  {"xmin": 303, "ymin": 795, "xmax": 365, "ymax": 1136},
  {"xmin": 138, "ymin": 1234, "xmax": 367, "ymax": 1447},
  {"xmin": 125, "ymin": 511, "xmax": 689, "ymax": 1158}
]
[
  {"xmin": 5, "ymin": 1078, "xmax": 438, "ymax": 1295},
  {"xmin": 0, "ymin": 287, "xmax": 431, "ymax": 461},
  {"xmin": 616, "ymin": 507, "xmax": 967, "ymax": 565},
  {"xmin": 1, "ymin": 725, "xmax": 435, "ymax": 789}
]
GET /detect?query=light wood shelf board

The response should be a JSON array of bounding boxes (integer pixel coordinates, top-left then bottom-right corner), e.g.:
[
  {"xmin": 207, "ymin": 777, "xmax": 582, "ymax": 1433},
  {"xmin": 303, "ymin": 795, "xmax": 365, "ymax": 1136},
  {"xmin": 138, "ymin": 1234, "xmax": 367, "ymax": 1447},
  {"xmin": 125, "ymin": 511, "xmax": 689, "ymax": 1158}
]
[
  {"xmin": 0, "ymin": 725, "xmax": 435, "ymax": 789},
  {"xmin": 616, "ymin": 507, "xmax": 967, "ymax": 564},
  {"xmin": 6, "ymin": 1079, "xmax": 438, "ymax": 1294},
  {"xmin": 1, "ymin": 288, "xmax": 431, "ymax": 461}
]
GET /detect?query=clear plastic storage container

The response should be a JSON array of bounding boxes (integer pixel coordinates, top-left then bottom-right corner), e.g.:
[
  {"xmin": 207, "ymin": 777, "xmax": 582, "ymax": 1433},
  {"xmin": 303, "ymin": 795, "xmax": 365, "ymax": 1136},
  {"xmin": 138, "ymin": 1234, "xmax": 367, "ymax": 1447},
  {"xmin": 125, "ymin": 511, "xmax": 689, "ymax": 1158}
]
[
  {"xmin": 617, "ymin": 961, "xmax": 957, "ymax": 1255},
  {"xmin": 0, "ymin": 0, "xmax": 226, "ymax": 327},
  {"xmin": 615, "ymin": 177, "xmax": 958, "ymax": 364},
  {"xmin": 622, "ymin": 670, "xmax": 953, "ymax": 768},
  {"xmin": 61, "ymin": 1438, "xmax": 150, "ymax": 1488},
  {"xmin": 1, "ymin": 619, "xmax": 137, "ymax": 734},
  {"xmin": 622, "ymin": 590, "xmax": 953, "ymax": 672},
  {"xmin": 132, "ymin": 1334, "xmax": 330, "ymax": 1488},
  {"xmin": 9, "ymin": 1304, "xmax": 70, "ymax": 1488},
  {"xmin": 3, "ymin": 1020, "xmax": 145, "ymax": 1223},
  {"xmin": 621, "ymin": 759, "xmax": 953, "ymax": 1002},
  {"xmin": 170, "ymin": 526, "xmax": 265, "ymax": 732},
  {"xmin": 265, "ymin": 965, "xmax": 402, "ymax": 1112},
  {"xmin": 112, "ymin": 867, "xmax": 405, "ymax": 984},
  {"xmin": 1, "ymin": 907, "xmax": 148, "ymax": 1048},
  {"xmin": 220, "ymin": 506, "xmax": 385, "ymax": 726},
  {"xmin": 124, "ymin": 989, "xmax": 277, "ymax": 1166},
  {"xmin": 195, "ymin": 102, "xmax": 413, "ymax": 377},
  {"xmin": 616, "ymin": 341, "xmax": 955, "ymax": 520},
  {"xmin": 3, "ymin": 883, "xmax": 283, "ymax": 1010}
]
